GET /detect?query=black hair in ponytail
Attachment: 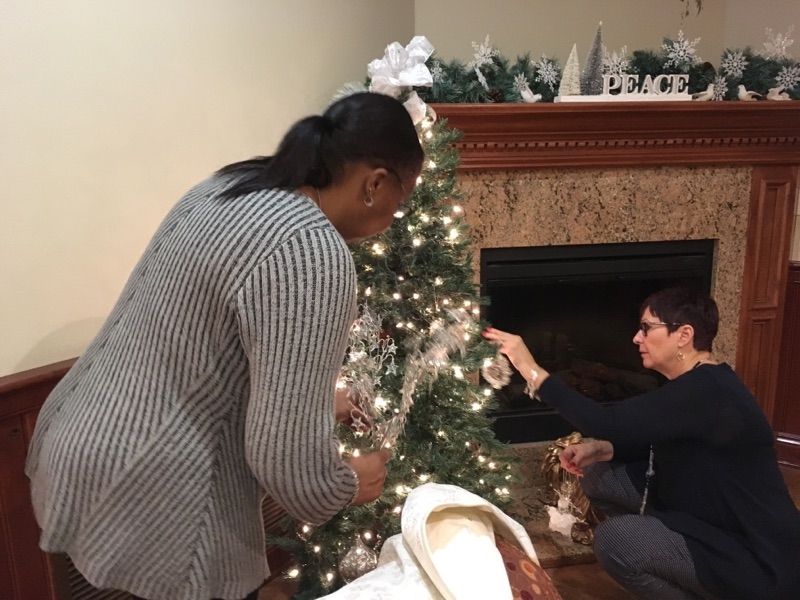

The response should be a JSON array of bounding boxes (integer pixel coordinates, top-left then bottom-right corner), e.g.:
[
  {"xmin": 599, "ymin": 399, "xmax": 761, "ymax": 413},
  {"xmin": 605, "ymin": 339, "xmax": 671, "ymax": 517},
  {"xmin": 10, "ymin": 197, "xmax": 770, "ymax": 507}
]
[{"xmin": 217, "ymin": 92, "xmax": 424, "ymax": 199}]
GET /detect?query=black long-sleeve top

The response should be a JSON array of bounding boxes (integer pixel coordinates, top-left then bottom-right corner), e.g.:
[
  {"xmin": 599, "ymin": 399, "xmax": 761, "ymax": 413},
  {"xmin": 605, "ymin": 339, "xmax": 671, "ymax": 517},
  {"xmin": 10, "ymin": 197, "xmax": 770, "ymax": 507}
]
[{"xmin": 539, "ymin": 363, "xmax": 800, "ymax": 600}]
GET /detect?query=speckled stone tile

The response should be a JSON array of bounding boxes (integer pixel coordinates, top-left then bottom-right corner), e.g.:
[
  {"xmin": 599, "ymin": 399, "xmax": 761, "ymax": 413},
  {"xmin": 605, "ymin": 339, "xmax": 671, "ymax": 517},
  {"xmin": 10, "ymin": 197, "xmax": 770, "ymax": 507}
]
[{"xmin": 458, "ymin": 166, "xmax": 752, "ymax": 366}]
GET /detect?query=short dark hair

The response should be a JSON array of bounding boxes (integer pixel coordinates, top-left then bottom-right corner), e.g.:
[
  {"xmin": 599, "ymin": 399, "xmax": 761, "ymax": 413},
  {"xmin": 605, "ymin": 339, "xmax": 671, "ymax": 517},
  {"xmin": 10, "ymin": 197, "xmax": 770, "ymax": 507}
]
[
  {"xmin": 641, "ymin": 287, "xmax": 719, "ymax": 352},
  {"xmin": 217, "ymin": 92, "xmax": 424, "ymax": 198}
]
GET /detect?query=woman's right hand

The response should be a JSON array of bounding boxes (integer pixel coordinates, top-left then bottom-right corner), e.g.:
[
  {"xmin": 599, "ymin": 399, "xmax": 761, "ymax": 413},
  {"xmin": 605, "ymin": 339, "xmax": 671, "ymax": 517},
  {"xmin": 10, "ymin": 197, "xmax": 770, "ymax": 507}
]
[
  {"xmin": 559, "ymin": 440, "xmax": 614, "ymax": 476},
  {"xmin": 481, "ymin": 327, "xmax": 541, "ymax": 379},
  {"xmin": 347, "ymin": 449, "xmax": 391, "ymax": 505}
]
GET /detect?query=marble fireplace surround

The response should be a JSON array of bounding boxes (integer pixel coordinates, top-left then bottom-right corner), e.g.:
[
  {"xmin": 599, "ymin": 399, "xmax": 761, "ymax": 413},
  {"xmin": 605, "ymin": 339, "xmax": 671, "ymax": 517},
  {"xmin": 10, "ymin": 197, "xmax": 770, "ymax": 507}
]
[{"xmin": 433, "ymin": 102, "xmax": 800, "ymax": 459}]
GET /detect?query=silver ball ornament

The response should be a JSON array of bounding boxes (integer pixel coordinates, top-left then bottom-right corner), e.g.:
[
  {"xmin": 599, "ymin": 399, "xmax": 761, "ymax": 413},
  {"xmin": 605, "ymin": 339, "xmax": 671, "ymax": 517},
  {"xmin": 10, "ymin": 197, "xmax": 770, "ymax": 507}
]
[{"xmin": 338, "ymin": 535, "xmax": 378, "ymax": 582}]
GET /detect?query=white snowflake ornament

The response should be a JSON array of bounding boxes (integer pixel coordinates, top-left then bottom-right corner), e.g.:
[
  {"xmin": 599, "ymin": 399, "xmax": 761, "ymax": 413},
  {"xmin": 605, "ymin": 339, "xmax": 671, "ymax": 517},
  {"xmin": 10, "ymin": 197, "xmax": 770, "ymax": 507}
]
[
  {"xmin": 430, "ymin": 61, "xmax": 444, "ymax": 83},
  {"xmin": 663, "ymin": 30, "xmax": 702, "ymax": 73},
  {"xmin": 467, "ymin": 35, "xmax": 499, "ymax": 91},
  {"xmin": 761, "ymin": 26, "xmax": 794, "ymax": 60},
  {"xmin": 602, "ymin": 45, "xmax": 630, "ymax": 76},
  {"xmin": 775, "ymin": 64, "xmax": 800, "ymax": 90},
  {"xmin": 720, "ymin": 50, "xmax": 748, "ymax": 79},
  {"xmin": 536, "ymin": 55, "xmax": 559, "ymax": 91},
  {"xmin": 513, "ymin": 73, "xmax": 529, "ymax": 93},
  {"xmin": 712, "ymin": 75, "xmax": 728, "ymax": 101}
]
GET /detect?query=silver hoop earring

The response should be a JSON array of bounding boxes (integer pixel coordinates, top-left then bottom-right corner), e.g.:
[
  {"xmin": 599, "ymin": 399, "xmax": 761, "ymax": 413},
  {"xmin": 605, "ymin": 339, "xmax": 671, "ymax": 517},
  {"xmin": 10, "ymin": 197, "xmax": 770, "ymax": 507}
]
[{"xmin": 364, "ymin": 192, "xmax": 374, "ymax": 207}]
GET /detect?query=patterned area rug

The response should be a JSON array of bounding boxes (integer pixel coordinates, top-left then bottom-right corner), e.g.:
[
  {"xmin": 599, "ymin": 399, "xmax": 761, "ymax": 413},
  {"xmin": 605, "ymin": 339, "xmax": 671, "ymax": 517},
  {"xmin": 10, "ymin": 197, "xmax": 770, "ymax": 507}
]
[{"xmin": 506, "ymin": 442, "xmax": 596, "ymax": 568}]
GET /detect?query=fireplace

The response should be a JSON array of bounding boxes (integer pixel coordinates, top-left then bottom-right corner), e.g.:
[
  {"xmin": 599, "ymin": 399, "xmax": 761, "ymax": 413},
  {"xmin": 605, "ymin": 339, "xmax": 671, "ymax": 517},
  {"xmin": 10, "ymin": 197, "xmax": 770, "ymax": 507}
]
[
  {"xmin": 434, "ymin": 102, "xmax": 799, "ymax": 463},
  {"xmin": 482, "ymin": 239, "xmax": 715, "ymax": 443}
]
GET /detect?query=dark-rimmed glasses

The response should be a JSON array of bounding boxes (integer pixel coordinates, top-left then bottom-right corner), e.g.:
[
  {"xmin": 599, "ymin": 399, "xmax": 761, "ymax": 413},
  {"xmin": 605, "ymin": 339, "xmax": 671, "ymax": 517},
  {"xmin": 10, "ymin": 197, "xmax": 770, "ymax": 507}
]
[{"xmin": 638, "ymin": 321, "xmax": 679, "ymax": 336}]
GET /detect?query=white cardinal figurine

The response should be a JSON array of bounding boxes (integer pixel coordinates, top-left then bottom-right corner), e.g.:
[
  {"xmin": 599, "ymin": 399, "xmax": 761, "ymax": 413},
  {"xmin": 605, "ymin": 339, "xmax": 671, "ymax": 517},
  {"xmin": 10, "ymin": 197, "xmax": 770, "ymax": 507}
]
[
  {"xmin": 692, "ymin": 83, "xmax": 715, "ymax": 101},
  {"xmin": 767, "ymin": 86, "xmax": 791, "ymax": 101},
  {"xmin": 737, "ymin": 84, "xmax": 763, "ymax": 101}
]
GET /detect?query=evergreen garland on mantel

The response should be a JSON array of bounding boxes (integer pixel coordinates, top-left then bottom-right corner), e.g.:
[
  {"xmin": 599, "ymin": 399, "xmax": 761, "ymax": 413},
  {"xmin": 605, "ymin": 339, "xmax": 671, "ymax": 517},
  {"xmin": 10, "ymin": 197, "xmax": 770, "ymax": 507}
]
[{"xmin": 413, "ymin": 35, "xmax": 799, "ymax": 104}]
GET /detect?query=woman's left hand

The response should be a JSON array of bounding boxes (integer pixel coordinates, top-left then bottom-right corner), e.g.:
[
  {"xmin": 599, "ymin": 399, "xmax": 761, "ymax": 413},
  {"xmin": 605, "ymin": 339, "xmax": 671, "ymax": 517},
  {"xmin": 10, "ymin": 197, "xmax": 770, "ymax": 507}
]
[{"xmin": 335, "ymin": 388, "xmax": 371, "ymax": 431}]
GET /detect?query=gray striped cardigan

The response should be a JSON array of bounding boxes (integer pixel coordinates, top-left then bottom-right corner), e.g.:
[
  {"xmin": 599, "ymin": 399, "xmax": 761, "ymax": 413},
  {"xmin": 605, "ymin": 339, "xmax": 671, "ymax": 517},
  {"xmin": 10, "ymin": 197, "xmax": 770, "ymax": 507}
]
[{"xmin": 25, "ymin": 177, "xmax": 359, "ymax": 600}]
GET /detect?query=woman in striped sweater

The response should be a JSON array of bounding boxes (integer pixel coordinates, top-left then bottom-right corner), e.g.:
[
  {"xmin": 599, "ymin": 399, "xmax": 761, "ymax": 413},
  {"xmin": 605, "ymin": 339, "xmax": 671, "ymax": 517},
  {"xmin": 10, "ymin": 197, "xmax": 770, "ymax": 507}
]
[{"xmin": 26, "ymin": 92, "xmax": 424, "ymax": 600}]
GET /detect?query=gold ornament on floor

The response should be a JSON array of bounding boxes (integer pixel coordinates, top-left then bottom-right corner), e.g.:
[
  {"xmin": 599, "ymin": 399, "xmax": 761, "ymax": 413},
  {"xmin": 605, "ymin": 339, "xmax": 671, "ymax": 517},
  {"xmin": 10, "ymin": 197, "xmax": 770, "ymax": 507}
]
[
  {"xmin": 541, "ymin": 431, "xmax": 600, "ymax": 545},
  {"xmin": 338, "ymin": 535, "xmax": 378, "ymax": 583}
]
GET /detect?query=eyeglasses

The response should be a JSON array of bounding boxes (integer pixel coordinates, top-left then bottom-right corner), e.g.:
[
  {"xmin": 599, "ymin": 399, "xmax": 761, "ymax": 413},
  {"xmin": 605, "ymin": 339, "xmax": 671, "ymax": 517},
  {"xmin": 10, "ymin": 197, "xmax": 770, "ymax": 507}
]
[
  {"xmin": 638, "ymin": 321, "xmax": 679, "ymax": 336},
  {"xmin": 387, "ymin": 168, "xmax": 413, "ymax": 213},
  {"xmin": 388, "ymin": 168, "xmax": 410, "ymax": 196}
]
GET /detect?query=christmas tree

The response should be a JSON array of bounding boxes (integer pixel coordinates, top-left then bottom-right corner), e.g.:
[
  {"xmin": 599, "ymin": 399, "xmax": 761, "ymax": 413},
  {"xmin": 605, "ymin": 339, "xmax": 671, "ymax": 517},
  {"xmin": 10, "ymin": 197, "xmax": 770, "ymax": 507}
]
[
  {"xmin": 277, "ymin": 109, "xmax": 520, "ymax": 599},
  {"xmin": 581, "ymin": 22, "xmax": 605, "ymax": 95}
]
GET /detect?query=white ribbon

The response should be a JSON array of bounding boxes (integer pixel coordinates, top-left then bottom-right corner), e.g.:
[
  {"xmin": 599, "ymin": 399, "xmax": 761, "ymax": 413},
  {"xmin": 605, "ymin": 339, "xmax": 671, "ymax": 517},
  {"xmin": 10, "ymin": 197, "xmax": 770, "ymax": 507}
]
[
  {"xmin": 403, "ymin": 91, "xmax": 429, "ymax": 125},
  {"xmin": 368, "ymin": 36, "xmax": 435, "ymax": 98}
]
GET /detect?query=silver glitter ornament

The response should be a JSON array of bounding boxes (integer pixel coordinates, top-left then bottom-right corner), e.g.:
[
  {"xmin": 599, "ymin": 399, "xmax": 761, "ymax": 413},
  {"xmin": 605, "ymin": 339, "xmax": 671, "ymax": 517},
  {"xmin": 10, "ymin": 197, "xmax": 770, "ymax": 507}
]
[
  {"xmin": 338, "ymin": 535, "xmax": 378, "ymax": 582},
  {"xmin": 480, "ymin": 354, "xmax": 512, "ymax": 389}
]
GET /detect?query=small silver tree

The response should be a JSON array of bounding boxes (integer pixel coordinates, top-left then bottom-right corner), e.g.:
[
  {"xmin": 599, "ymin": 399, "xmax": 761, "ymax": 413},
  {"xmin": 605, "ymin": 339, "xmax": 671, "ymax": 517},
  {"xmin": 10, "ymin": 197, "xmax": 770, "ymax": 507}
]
[{"xmin": 581, "ymin": 22, "xmax": 604, "ymax": 95}]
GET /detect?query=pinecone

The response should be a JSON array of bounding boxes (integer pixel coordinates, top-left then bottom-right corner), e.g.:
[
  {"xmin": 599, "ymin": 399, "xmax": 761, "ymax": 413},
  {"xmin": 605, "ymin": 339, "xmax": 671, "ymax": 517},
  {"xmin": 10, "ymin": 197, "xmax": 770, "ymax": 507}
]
[{"xmin": 488, "ymin": 88, "xmax": 504, "ymax": 103}]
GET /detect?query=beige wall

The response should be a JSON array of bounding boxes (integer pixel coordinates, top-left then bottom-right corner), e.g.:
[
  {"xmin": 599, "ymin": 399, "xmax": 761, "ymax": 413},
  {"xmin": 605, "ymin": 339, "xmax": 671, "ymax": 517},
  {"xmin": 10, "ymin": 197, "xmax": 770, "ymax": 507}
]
[
  {"xmin": 415, "ymin": 0, "xmax": 726, "ymax": 65},
  {"xmin": 416, "ymin": 0, "xmax": 800, "ymax": 67},
  {"xmin": 724, "ymin": 0, "xmax": 800, "ymax": 50},
  {"xmin": 3, "ymin": 1, "xmax": 799, "ymax": 376},
  {"xmin": 0, "ymin": 0, "xmax": 414, "ymax": 376}
]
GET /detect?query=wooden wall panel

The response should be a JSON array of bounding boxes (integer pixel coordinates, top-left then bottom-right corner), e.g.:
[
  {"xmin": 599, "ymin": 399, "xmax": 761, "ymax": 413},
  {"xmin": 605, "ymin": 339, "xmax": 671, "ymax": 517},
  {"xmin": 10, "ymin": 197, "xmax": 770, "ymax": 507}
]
[
  {"xmin": 0, "ymin": 360, "xmax": 75, "ymax": 600},
  {"xmin": 736, "ymin": 167, "xmax": 799, "ymax": 423},
  {"xmin": 0, "ymin": 393, "xmax": 64, "ymax": 600},
  {"xmin": 0, "ymin": 358, "xmax": 292, "ymax": 599},
  {"xmin": 776, "ymin": 263, "xmax": 800, "ymax": 468}
]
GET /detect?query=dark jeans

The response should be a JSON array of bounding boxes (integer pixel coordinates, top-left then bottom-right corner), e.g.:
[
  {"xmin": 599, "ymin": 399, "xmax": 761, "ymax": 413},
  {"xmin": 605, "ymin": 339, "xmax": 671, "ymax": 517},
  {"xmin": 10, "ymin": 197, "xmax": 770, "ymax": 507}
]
[{"xmin": 132, "ymin": 588, "xmax": 260, "ymax": 600}]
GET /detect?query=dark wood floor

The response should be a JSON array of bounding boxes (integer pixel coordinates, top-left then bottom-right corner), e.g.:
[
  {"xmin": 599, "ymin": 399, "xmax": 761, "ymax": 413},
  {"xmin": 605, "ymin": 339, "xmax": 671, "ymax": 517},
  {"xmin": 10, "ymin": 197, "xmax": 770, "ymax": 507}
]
[{"xmin": 259, "ymin": 466, "xmax": 800, "ymax": 599}]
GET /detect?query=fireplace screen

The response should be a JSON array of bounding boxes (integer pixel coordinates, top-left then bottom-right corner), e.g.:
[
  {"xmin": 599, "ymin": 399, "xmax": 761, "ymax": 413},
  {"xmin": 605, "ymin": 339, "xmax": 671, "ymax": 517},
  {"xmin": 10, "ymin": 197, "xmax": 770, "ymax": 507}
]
[{"xmin": 481, "ymin": 239, "xmax": 714, "ymax": 443}]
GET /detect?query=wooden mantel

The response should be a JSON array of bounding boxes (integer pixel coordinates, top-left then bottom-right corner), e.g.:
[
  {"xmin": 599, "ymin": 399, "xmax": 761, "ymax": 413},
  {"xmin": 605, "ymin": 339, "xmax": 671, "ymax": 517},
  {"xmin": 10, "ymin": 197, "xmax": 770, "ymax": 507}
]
[
  {"xmin": 433, "ymin": 101, "xmax": 800, "ymax": 466},
  {"xmin": 432, "ymin": 102, "xmax": 800, "ymax": 169}
]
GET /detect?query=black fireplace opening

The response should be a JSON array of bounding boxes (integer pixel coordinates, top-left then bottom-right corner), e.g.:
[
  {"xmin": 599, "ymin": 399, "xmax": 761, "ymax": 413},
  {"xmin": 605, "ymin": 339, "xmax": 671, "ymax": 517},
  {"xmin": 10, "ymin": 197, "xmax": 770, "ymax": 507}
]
[{"xmin": 481, "ymin": 239, "xmax": 715, "ymax": 444}]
